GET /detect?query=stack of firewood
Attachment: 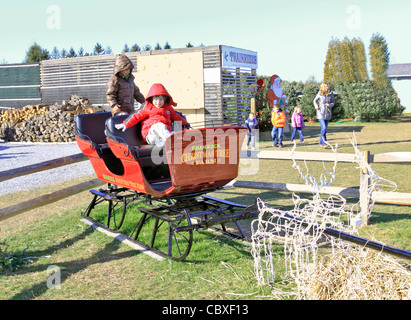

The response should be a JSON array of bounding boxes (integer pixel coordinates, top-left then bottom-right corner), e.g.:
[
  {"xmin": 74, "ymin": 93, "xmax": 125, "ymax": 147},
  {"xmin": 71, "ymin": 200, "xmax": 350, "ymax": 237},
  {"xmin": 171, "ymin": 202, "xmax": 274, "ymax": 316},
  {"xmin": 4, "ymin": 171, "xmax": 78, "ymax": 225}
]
[
  {"xmin": 0, "ymin": 105, "xmax": 49, "ymax": 124},
  {"xmin": 62, "ymin": 95, "xmax": 103, "ymax": 114},
  {"xmin": 0, "ymin": 95, "xmax": 103, "ymax": 142},
  {"xmin": 12, "ymin": 105, "xmax": 75, "ymax": 142}
]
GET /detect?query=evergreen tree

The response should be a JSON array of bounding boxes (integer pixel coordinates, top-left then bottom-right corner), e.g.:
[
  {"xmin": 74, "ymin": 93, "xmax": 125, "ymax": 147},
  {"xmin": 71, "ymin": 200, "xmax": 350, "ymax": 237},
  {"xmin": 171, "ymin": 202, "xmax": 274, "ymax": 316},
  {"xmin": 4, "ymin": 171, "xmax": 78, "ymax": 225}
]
[
  {"xmin": 130, "ymin": 44, "xmax": 141, "ymax": 52},
  {"xmin": 60, "ymin": 48, "xmax": 67, "ymax": 58},
  {"xmin": 67, "ymin": 47, "xmax": 77, "ymax": 58},
  {"xmin": 186, "ymin": 42, "xmax": 194, "ymax": 48},
  {"xmin": 369, "ymin": 33, "xmax": 390, "ymax": 88},
  {"xmin": 93, "ymin": 42, "xmax": 105, "ymax": 55},
  {"xmin": 299, "ymin": 80, "xmax": 320, "ymax": 120},
  {"xmin": 281, "ymin": 80, "xmax": 300, "ymax": 107},
  {"xmin": 154, "ymin": 42, "xmax": 162, "ymax": 50},
  {"xmin": 25, "ymin": 43, "xmax": 50, "ymax": 62},
  {"xmin": 164, "ymin": 41, "xmax": 171, "ymax": 49},
  {"xmin": 339, "ymin": 37, "xmax": 357, "ymax": 82},
  {"xmin": 51, "ymin": 46, "xmax": 60, "ymax": 59},
  {"xmin": 351, "ymin": 38, "xmax": 368, "ymax": 81},
  {"xmin": 78, "ymin": 47, "xmax": 85, "ymax": 56},
  {"xmin": 122, "ymin": 44, "xmax": 130, "ymax": 53},
  {"xmin": 323, "ymin": 38, "xmax": 342, "ymax": 85},
  {"xmin": 143, "ymin": 44, "xmax": 151, "ymax": 51}
]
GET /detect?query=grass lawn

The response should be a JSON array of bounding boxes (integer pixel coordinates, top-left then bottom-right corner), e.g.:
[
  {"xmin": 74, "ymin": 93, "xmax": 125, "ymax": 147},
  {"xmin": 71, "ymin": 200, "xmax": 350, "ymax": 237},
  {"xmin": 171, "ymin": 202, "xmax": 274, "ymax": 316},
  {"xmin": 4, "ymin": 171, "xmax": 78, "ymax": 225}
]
[{"xmin": 0, "ymin": 114, "xmax": 410, "ymax": 300}]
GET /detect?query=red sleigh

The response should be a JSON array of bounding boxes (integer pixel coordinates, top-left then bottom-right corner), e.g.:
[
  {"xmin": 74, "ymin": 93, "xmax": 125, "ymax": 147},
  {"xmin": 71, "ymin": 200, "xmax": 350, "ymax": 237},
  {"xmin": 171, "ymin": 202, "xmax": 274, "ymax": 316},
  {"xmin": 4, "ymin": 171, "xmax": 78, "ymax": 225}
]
[{"xmin": 74, "ymin": 112, "xmax": 258, "ymax": 260}]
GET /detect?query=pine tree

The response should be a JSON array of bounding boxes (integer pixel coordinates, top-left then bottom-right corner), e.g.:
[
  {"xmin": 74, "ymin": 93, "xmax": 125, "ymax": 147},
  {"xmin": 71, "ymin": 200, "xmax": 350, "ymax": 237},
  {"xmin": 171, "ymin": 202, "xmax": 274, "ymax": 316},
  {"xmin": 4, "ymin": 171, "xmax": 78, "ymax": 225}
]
[
  {"xmin": 351, "ymin": 38, "xmax": 368, "ymax": 81},
  {"xmin": 50, "ymin": 46, "xmax": 60, "ymax": 59},
  {"xmin": 340, "ymin": 37, "xmax": 357, "ymax": 82},
  {"xmin": 154, "ymin": 42, "xmax": 162, "ymax": 50},
  {"xmin": 60, "ymin": 48, "xmax": 67, "ymax": 58},
  {"xmin": 25, "ymin": 43, "xmax": 50, "ymax": 62},
  {"xmin": 369, "ymin": 33, "xmax": 390, "ymax": 88},
  {"xmin": 164, "ymin": 41, "xmax": 171, "ymax": 49},
  {"xmin": 93, "ymin": 42, "xmax": 105, "ymax": 55},
  {"xmin": 300, "ymin": 80, "xmax": 320, "ymax": 120},
  {"xmin": 323, "ymin": 38, "xmax": 342, "ymax": 84},
  {"xmin": 67, "ymin": 47, "xmax": 77, "ymax": 58},
  {"xmin": 78, "ymin": 47, "xmax": 85, "ymax": 56},
  {"xmin": 122, "ymin": 44, "xmax": 130, "ymax": 53},
  {"xmin": 130, "ymin": 44, "xmax": 141, "ymax": 52}
]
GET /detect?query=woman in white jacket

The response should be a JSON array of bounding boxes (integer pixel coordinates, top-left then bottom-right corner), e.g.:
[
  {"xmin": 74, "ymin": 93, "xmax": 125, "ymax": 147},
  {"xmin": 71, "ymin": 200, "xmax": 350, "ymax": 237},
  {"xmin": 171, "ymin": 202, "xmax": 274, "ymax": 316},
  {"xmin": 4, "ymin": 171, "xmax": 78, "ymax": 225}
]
[{"xmin": 313, "ymin": 82, "xmax": 334, "ymax": 148}]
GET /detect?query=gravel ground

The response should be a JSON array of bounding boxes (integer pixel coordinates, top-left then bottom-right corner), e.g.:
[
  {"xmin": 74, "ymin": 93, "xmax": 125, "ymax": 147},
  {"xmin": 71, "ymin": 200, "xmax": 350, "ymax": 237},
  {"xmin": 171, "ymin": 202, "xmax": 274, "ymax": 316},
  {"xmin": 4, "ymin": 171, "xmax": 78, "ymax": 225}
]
[{"xmin": 0, "ymin": 142, "xmax": 95, "ymax": 195}]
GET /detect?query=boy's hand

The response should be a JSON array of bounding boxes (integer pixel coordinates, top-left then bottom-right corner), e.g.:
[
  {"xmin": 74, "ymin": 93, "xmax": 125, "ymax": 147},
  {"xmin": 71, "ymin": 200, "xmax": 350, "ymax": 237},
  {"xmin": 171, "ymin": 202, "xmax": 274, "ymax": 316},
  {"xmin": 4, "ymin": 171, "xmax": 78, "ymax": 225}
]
[
  {"xmin": 115, "ymin": 123, "xmax": 127, "ymax": 132},
  {"xmin": 112, "ymin": 105, "xmax": 122, "ymax": 114}
]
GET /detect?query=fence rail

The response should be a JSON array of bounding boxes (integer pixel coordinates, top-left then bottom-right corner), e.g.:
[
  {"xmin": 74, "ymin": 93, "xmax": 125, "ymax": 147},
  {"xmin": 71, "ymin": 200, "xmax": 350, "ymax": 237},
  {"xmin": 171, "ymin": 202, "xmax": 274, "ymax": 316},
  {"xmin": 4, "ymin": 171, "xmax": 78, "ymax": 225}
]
[
  {"xmin": 0, "ymin": 150, "xmax": 410, "ymax": 221},
  {"xmin": 237, "ymin": 150, "xmax": 411, "ymax": 226},
  {"xmin": 0, "ymin": 153, "xmax": 103, "ymax": 221}
]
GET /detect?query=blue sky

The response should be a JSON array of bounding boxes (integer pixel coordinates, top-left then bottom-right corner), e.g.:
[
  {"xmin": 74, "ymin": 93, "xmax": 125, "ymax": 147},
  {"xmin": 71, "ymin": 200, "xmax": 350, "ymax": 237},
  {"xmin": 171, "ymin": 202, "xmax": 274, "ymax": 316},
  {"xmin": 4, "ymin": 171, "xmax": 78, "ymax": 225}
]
[{"xmin": 1, "ymin": 0, "xmax": 410, "ymax": 82}]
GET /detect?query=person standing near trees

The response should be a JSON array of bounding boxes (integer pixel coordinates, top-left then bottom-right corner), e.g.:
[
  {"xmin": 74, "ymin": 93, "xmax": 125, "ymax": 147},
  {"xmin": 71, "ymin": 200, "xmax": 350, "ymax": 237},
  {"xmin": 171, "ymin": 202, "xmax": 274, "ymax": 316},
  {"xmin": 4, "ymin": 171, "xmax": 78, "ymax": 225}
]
[
  {"xmin": 244, "ymin": 112, "xmax": 259, "ymax": 150},
  {"xmin": 290, "ymin": 106, "xmax": 305, "ymax": 143},
  {"xmin": 106, "ymin": 54, "xmax": 146, "ymax": 116},
  {"xmin": 313, "ymin": 82, "xmax": 334, "ymax": 148},
  {"xmin": 271, "ymin": 103, "xmax": 286, "ymax": 148}
]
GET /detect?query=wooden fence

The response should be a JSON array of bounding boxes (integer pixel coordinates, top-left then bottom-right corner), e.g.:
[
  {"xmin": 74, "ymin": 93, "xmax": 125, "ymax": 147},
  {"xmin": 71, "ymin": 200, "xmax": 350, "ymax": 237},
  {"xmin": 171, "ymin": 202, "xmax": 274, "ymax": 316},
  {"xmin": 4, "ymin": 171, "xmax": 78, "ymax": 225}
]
[
  {"xmin": 1, "ymin": 149, "xmax": 410, "ymax": 223},
  {"xmin": 0, "ymin": 153, "xmax": 102, "ymax": 221},
  {"xmin": 237, "ymin": 149, "xmax": 411, "ymax": 226}
]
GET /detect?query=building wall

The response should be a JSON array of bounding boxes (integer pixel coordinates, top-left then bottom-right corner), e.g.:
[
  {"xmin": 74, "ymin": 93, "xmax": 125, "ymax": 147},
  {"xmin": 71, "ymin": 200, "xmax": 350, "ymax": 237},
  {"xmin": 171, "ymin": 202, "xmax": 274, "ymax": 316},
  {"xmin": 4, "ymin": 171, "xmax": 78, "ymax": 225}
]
[
  {"xmin": 391, "ymin": 79, "xmax": 411, "ymax": 113},
  {"xmin": 130, "ymin": 48, "xmax": 208, "ymax": 127},
  {"xmin": 0, "ymin": 63, "xmax": 41, "ymax": 107},
  {"xmin": 2, "ymin": 45, "xmax": 257, "ymax": 127}
]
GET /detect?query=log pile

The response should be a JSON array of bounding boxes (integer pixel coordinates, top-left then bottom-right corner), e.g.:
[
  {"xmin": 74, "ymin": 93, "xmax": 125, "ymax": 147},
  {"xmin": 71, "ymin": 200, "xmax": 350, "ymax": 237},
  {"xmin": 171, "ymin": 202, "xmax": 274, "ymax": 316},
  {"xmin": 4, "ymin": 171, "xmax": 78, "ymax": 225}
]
[
  {"xmin": 0, "ymin": 95, "xmax": 104, "ymax": 142},
  {"xmin": 13, "ymin": 105, "xmax": 75, "ymax": 143},
  {"xmin": 62, "ymin": 95, "xmax": 103, "ymax": 114},
  {"xmin": 0, "ymin": 105, "xmax": 49, "ymax": 124}
]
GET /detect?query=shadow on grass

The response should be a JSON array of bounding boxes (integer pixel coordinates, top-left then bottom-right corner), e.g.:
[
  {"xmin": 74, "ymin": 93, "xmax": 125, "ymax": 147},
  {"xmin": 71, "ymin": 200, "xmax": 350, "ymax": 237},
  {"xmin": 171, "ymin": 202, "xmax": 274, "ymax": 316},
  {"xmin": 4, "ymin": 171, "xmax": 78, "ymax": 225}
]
[
  {"xmin": 6, "ymin": 226, "xmax": 141, "ymax": 300},
  {"xmin": 369, "ymin": 206, "xmax": 411, "ymax": 225},
  {"xmin": 355, "ymin": 139, "xmax": 411, "ymax": 148}
]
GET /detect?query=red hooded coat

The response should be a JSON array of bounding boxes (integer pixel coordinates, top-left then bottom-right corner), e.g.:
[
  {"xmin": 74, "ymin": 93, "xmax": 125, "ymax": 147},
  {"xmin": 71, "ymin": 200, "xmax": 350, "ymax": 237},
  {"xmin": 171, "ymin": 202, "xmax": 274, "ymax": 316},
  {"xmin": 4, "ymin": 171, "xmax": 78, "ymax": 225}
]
[{"xmin": 123, "ymin": 83, "xmax": 188, "ymax": 141}]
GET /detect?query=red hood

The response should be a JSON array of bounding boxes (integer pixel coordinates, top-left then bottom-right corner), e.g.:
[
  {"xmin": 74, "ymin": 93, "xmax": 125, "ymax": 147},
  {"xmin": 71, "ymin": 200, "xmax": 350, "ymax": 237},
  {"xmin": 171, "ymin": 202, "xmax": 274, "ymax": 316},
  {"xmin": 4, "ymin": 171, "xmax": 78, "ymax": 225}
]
[{"xmin": 145, "ymin": 83, "xmax": 177, "ymax": 106}]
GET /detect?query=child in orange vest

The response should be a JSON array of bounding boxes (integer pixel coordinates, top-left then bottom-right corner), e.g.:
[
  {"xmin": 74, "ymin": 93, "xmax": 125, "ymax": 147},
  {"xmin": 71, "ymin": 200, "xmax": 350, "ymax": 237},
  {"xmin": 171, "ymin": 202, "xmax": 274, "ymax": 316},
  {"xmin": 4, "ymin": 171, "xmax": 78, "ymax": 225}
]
[{"xmin": 271, "ymin": 103, "xmax": 286, "ymax": 148}]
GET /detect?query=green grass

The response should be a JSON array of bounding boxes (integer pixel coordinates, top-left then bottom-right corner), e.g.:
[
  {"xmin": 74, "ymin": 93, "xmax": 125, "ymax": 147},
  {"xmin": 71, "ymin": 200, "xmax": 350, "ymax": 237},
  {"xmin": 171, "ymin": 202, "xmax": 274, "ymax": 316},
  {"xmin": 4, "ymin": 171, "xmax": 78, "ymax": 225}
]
[
  {"xmin": 0, "ymin": 199, "xmax": 277, "ymax": 300},
  {"xmin": 1, "ymin": 114, "xmax": 410, "ymax": 300}
]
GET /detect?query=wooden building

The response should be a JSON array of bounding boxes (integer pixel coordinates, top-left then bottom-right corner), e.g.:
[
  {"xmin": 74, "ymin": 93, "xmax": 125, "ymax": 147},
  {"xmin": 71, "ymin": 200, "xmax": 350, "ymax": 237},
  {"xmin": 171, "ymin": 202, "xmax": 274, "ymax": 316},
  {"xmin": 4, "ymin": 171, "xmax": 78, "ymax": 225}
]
[
  {"xmin": 387, "ymin": 63, "xmax": 411, "ymax": 113},
  {"xmin": 38, "ymin": 45, "xmax": 258, "ymax": 127}
]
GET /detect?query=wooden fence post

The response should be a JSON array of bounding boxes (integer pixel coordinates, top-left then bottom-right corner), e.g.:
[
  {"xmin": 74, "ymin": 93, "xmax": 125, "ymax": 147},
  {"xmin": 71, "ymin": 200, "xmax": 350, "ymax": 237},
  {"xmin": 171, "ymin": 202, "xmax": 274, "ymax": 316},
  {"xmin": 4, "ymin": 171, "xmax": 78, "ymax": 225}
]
[
  {"xmin": 359, "ymin": 150, "xmax": 371, "ymax": 227},
  {"xmin": 250, "ymin": 98, "xmax": 256, "ymax": 114}
]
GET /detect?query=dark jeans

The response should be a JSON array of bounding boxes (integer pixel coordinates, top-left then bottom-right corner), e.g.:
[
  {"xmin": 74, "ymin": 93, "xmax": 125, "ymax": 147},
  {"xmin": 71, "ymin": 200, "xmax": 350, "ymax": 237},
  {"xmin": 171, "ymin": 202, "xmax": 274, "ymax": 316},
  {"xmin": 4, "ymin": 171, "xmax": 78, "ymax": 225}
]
[
  {"xmin": 271, "ymin": 126, "xmax": 283, "ymax": 145},
  {"xmin": 290, "ymin": 127, "xmax": 304, "ymax": 142}
]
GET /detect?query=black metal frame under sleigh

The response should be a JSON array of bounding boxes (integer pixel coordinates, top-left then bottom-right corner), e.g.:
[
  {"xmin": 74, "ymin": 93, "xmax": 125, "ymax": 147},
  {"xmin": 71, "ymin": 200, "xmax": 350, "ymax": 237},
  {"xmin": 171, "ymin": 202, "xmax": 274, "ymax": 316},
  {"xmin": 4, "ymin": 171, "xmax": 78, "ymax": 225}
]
[{"xmin": 81, "ymin": 184, "xmax": 260, "ymax": 261}]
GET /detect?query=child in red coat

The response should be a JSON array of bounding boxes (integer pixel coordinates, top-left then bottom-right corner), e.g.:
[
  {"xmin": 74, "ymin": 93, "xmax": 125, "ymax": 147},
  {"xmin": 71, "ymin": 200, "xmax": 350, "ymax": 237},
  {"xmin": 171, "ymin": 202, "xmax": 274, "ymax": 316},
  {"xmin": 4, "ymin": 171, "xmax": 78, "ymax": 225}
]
[{"xmin": 115, "ymin": 83, "xmax": 190, "ymax": 146}]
